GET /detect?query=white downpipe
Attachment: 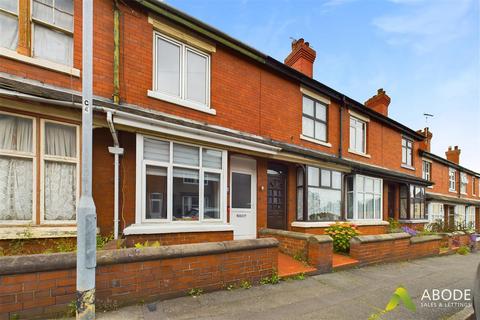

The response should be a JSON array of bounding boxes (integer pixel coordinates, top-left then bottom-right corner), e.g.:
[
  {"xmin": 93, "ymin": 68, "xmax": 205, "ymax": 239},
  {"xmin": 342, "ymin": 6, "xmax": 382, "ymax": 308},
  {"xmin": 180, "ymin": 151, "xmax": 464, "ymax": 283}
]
[{"xmin": 106, "ymin": 112, "xmax": 123, "ymax": 240}]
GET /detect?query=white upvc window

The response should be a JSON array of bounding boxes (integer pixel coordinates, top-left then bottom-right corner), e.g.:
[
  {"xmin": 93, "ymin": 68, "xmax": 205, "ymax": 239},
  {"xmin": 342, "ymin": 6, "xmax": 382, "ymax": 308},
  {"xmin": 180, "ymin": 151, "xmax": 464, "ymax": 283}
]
[
  {"xmin": 0, "ymin": 111, "xmax": 79, "ymax": 225},
  {"xmin": 422, "ymin": 160, "xmax": 431, "ymax": 181},
  {"xmin": 449, "ymin": 168, "xmax": 456, "ymax": 192},
  {"xmin": 346, "ymin": 175, "xmax": 382, "ymax": 220},
  {"xmin": 0, "ymin": 112, "xmax": 36, "ymax": 224},
  {"xmin": 454, "ymin": 205, "xmax": 466, "ymax": 227},
  {"xmin": 32, "ymin": 0, "xmax": 74, "ymax": 66},
  {"xmin": 349, "ymin": 116, "xmax": 366, "ymax": 154},
  {"xmin": 427, "ymin": 202, "xmax": 444, "ymax": 223},
  {"xmin": 460, "ymin": 172, "xmax": 467, "ymax": 194},
  {"xmin": 466, "ymin": 206, "xmax": 476, "ymax": 230},
  {"xmin": 136, "ymin": 134, "xmax": 227, "ymax": 224},
  {"xmin": 40, "ymin": 120, "xmax": 80, "ymax": 223},
  {"xmin": 152, "ymin": 32, "xmax": 211, "ymax": 110}
]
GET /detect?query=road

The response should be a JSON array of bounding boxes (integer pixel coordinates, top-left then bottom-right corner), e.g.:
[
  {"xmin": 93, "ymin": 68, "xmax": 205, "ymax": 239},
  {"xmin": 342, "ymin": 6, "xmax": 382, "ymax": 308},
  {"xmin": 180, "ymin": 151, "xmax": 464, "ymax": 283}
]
[{"xmin": 93, "ymin": 252, "xmax": 479, "ymax": 320}]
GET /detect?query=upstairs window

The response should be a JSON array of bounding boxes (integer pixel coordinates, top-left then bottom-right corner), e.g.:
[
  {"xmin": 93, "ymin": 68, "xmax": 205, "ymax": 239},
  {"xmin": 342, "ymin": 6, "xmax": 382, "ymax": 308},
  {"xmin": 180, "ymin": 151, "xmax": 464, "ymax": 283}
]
[
  {"xmin": 32, "ymin": 0, "xmax": 74, "ymax": 66},
  {"xmin": 449, "ymin": 168, "xmax": 456, "ymax": 191},
  {"xmin": 153, "ymin": 32, "xmax": 210, "ymax": 108},
  {"xmin": 0, "ymin": 1, "xmax": 18, "ymax": 50},
  {"xmin": 349, "ymin": 116, "xmax": 366, "ymax": 154},
  {"xmin": 422, "ymin": 160, "xmax": 431, "ymax": 181},
  {"xmin": 401, "ymin": 137, "xmax": 413, "ymax": 167},
  {"xmin": 460, "ymin": 173, "xmax": 467, "ymax": 194},
  {"xmin": 302, "ymin": 95, "xmax": 327, "ymax": 142},
  {"xmin": 0, "ymin": 0, "xmax": 74, "ymax": 66}
]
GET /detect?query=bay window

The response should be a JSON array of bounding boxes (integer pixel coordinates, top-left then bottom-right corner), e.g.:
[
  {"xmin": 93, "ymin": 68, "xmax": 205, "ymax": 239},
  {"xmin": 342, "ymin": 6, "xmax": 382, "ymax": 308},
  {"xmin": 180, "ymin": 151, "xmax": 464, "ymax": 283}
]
[
  {"xmin": 0, "ymin": 111, "xmax": 79, "ymax": 225},
  {"xmin": 296, "ymin": 166, "xmax": 341, "ymax": 221},
  {"xmin": 399, "ymin": 184, "xmax": 425, "ymax": 220},
  {"xmin": 427, "ymin": 203, "xmax": 444, "ymax": 223},
  {"xmin": 346, "ymin": 175, "xmax": 382, "ymax": 220},
  {"xmin": 465, "ymin": 206, "xmax": 475, "ymax": 230},
  {"xmin": 139, "ymin": 135, "xmax": 225, "ymax": 223}
]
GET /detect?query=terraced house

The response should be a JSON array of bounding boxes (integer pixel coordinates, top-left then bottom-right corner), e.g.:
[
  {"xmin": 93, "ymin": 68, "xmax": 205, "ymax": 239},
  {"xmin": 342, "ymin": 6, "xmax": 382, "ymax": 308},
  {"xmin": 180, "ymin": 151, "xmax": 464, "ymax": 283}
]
[{"xmin": 0, "ymin": 0, "xmax": 478, "ymax": 248}]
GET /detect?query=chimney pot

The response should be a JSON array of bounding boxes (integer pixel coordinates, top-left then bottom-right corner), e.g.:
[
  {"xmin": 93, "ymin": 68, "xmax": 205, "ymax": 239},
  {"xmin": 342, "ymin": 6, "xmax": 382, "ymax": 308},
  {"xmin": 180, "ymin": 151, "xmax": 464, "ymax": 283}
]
[{"xmin": 284, "ymin": 38, "xmax": 316, "ymax": 78}]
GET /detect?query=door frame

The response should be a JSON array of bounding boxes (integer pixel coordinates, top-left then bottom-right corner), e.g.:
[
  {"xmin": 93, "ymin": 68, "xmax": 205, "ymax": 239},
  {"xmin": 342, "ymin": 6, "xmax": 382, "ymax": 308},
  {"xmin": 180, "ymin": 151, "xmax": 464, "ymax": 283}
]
[
  {"xmin": 229, "ymin": 155, "xmax": 257, "ymax": 239},
  {"xmin": 267, "ymin": 162, "xmax": 288, "ymax": 230}
]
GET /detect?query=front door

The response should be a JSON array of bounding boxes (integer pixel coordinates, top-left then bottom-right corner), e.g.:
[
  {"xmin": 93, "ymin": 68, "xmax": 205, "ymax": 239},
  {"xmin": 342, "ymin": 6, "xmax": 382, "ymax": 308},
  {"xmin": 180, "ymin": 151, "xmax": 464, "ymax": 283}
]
[
  {"xmin": 230, "ymin": 156, "xmax": 257, "ymax": 239},
  {"xmin": 267, "ymin": 163, "xmax": 287, "ymax": 230}
]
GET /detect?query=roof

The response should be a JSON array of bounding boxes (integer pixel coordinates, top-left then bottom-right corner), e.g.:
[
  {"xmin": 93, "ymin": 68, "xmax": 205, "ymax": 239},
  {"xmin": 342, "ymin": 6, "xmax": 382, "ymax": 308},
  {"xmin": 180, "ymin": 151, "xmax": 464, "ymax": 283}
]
[
  {"xmin": 134, "ymin": 0, "xmax": 425, "ymax": 141},
  {"xmin": 0, "ymin": 72, "xmax": 431, "ymax": 186},
  {"xmin": 426, "ymin": 193, "xmax": 480, "ymax": 206},
  {"xmin": 420, "ymin": 150, "xmax": 480, "ymax": 177}
]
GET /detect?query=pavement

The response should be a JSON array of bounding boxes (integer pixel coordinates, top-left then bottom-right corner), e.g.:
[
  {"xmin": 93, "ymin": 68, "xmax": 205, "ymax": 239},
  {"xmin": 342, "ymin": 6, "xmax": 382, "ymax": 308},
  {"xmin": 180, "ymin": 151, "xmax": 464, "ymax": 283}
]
[{"xmin": 90, "ymin": 252, "xmax": 479, "ymax": 320}]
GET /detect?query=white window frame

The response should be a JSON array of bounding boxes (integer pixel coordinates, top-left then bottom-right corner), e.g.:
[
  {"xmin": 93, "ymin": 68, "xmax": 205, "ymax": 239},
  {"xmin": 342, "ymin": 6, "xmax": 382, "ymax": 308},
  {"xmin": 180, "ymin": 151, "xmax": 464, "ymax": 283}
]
[
  {"xmin": 0, "ymin": 111, "xmax": 37, "ymax": 225},
  {"xmin": 401, "ymin": 137, "xmax": 413, "ymax": 167},
  {"xmin": 466, "ymin": 206, "xmax": 476, "ymax": 229},
  {"xmin": 449, "ymin": 168, "xmax": 456, "ymax": 192},
  {"xmin": 347, "ymin": 174, "xmax": 383, "ymax": 221},
  {"xmin": 460, "ymin": 172, "xmax": 468, "ymax": 195},
  {"xmin": 422, "ymin": 160, "xmax": 431, "ymax": 181},
  {"xmin": 151, "ymin": 31, "xmax": 211, "ymax": 112},
  {"xmin": 427, "ymin": 202, "xmax": 444, "ymax": 223},
  {"xmin": 31, "ymin": 0, "xmax": 75, "ymax": 66},
  {"xmin": 349, "ymin": 116, "xmax": 367, "ymax": 155},
  {"xmin": 135, "ymin": 134, "xmax": 227, "ymax": 225},
  {"xmin": 39, "ymin": 119, "xmax": 80, "ymax": 224}
]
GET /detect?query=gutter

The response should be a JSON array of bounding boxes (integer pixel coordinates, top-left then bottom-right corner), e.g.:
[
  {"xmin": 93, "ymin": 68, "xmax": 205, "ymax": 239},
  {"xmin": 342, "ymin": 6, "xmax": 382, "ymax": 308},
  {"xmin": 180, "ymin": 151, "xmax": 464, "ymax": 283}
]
[{"xmin": 106, "ymin": 112, "xmax": 124, "ymax": 240}]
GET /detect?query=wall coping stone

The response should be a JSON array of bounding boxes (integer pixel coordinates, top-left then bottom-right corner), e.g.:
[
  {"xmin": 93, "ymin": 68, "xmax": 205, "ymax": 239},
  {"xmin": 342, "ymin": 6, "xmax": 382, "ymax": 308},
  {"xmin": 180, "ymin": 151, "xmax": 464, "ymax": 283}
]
[
  {"xmin": 351, "ymin": 232, "xmax": 411, "ymax": 244},
  {"xmin": 259, "ymin": 228, "xmax": 332, "ymax": 243},
  {"xmin": 0, "ymin": 238, "xmax": 279, "ymax": 276},
  {"xmin": 410, "ymin": 235, "xmax": 443, "ymax": 244}
]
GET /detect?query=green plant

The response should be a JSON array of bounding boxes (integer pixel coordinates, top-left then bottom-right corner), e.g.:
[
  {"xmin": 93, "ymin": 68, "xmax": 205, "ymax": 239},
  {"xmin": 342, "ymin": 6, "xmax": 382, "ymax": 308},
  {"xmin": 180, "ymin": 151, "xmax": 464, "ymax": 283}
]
[
  {"xmin": 134, "ymin": 240, "xmax": 161, "ymax": 249},
  {"xmin": 260, "ymin": 271, "xmax": 280, "ymax": 285},
  {"xmin": 226, "ymin": 283, "xmax": 237, "ymax": 291},
  {"xmin": 293, "ymin": 250, "xmax": 307, "ymax": 262},
  {"xmin": 188, "ymin": 288, "xmax": 203, "ymax": 297},
  {"xmin": 387, "ymin": 218, "xmax": 401, "ymax": 233},
  {"xmin": 66, "ymin": 300, "xmax": 77, "ymax": 317},
  {"xmin": 9, "ymin": 314, "xmax": 20, "ymax": 320},
  {"xmin": 457, "ymin": 245, "xmax": 470, "ymax": 255},
  {"xmin": 96, "ymin": 233, "xmax": 114, "ymax": 250},
  {"xmin": 293, "ymin": 273, "xmax": 305, "ymax": 280},
  {"xmin": 325, "ymin": 222, "xmax": 359, "ymax": 253},
  {"xmin": 8, "ymin": 239, "xmax": 25, "ymax": 256},
  {"xmin": 240, "ymin": 280, "xmax": 252, "ymax": 289},
  {"xmin": 55, "ymin": 239, "xmax": 76, "ymax": 252}
]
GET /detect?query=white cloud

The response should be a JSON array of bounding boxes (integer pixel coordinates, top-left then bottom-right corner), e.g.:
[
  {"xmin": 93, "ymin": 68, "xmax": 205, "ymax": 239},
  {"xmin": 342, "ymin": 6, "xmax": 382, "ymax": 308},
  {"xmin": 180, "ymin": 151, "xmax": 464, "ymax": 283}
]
[{"xmin": 373, "ymin": 0, "xmax": 474, "ymax": 53}]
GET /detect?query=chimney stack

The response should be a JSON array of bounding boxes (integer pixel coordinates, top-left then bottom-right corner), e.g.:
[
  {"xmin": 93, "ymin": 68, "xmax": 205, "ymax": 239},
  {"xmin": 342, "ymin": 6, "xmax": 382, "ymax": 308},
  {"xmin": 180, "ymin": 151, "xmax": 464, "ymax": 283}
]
[
  {"xmin": 417, "ymin": 127, "xmax": 433, "ymax": 152},
  {"xmin": 445, "ymin": 146, "xmax": 461, "ymax": 164},
  {"xmin": 284, "ymin": 38, "xmax": 316, "ymax": 78},
  {"xmin": 364, "ymin": 88, "xmax": 391, "ymax": 116}
]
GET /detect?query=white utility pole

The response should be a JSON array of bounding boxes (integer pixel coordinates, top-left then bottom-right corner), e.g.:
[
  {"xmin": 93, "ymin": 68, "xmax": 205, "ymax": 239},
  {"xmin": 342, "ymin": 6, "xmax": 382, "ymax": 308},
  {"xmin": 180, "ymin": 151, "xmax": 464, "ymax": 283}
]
[{"xmin": 77, "ymin": 0, "xmax": 96, "ymax": 318}]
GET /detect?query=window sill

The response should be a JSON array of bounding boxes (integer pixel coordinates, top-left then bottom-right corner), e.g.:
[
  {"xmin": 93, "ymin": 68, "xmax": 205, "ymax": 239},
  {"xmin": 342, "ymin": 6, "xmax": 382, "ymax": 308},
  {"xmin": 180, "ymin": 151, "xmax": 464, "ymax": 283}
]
[
  {"xmin": 346, "ymin": 220, "xmax": 389, "ymax": 226},
  {"xmin": 398, "ymin": 219, "xmax": 429, "ymax": 224},
  {"xmin": 300, "ymin": 135, "xmax": 332, "ymax": 147},
  {"xmin": 123, "ymin": 223, "xmax": 233, "ymax": 235},
  {"xmin": 0, "ymin": 226, "xmax": 83, "ymax": 240},
  {"xmin": 0, "ymin": 47, "xmax": 80, "ymax": 77},
  {"xmin": 147, "ymin": 90, "xmax": 216, "ymax": 115},
  {"xmin": 347, "ymin": 149, "xmax": 371, "ymax": 158},
  {"xmin": 291, "ymin": 221, "xmax": 337, "ymax": 228},
  {"xmin": 449, "ymin": 190, "xmax": 457, "ymax": 193},
  {"xmin": 401, "ymin": 164, "xmax": 415, "ymax": 171}
]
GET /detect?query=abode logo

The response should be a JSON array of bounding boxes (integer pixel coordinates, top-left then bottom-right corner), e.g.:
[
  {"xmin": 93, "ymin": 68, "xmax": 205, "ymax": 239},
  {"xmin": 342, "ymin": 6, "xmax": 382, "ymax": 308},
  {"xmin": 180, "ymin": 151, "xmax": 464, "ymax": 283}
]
[
  {"xmin": 420, "ymin": 288, "xmax": 472, "ymax": 309},
  {"xmin": 369, "ymin": 286, "xmax": 416, "ymax": 319}
]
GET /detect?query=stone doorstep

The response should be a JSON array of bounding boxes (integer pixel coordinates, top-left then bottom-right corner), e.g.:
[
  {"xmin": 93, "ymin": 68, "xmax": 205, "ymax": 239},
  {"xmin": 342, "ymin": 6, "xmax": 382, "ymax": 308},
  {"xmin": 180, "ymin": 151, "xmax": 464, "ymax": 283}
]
[
  {"xmin": 277, "ymin": 253, "xmax": 316, "ymax": 278},
  {"xmin": 332, "ymin": 253, "xmax": 359, "ymax": 271}
]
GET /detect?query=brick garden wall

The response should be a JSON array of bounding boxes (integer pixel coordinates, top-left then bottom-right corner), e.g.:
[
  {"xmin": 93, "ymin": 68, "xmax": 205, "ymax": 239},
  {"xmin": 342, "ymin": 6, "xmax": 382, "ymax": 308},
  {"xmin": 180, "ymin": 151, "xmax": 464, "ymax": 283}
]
[
  {"xmin": 349, "ymin": 233, "xmax": 444, "ymax": 266},
  {"xmin": 291, "ymin": 224, "xmax": 388, "ymax": 236},
  {"xmin": 258, "ymin": 228, "xmax": 333, "ymax": 273},
  {"xmin": 0, "ymin": 238, "xmax": 278, "ymax": 320},
  {"xmin": 124, "ymin": 231, "xmax": 233, "ymax": 247}
]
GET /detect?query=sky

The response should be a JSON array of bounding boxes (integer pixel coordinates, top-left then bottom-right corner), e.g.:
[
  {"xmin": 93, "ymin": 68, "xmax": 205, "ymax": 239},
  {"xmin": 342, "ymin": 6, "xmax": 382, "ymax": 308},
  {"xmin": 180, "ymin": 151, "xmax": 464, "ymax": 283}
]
[{"xmin": 166, "ymin": 0, "xmax": 480, "ymax": 172}]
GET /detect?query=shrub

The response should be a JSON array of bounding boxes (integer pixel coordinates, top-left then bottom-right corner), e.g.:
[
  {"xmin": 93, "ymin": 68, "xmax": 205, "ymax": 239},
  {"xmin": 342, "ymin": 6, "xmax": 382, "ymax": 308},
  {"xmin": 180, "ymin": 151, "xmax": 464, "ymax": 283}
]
[
  {"xmin": 325, "ymin": 222, "xmax": 359, "ymax": 253},
  {"xmin": 457, "ymin": 246, "xmax": 470, "ymax": 255},
  {"xmin": 401, "ymin": 226, "xmax": 418, "ymax": 237}
]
